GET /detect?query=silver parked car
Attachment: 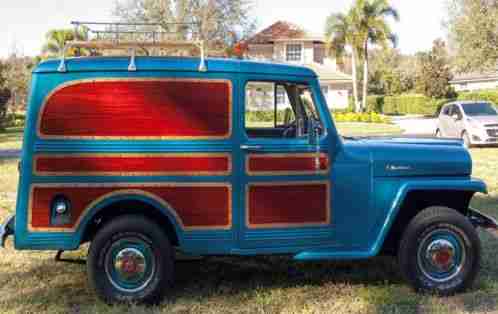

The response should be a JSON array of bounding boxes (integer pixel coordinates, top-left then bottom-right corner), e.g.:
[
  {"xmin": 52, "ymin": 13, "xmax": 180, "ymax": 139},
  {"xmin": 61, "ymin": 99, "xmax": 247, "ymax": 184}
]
[{"xmin": 436, "ymin": 101, "xmax": 498, "ymax": 147}]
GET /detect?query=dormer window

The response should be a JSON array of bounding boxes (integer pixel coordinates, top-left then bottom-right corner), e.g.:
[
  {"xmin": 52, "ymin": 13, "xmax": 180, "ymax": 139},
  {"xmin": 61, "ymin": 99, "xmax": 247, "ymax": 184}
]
[{"xmin": 286, "ymin": 44, "xmax": 302, "ymax": 62}]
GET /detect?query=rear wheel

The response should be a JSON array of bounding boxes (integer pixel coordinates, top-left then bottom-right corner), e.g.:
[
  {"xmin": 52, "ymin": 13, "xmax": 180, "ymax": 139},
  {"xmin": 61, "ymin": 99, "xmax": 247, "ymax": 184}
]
[
  {"xmin": 398, "ymin": 207, "xmax": 481, "ymax": 295},
  {"xmin": 435, "ymin": 129, "xmax": 442, "ymax": 138},
  {"xmin": 87, "ymin": 215, "xmax": 174, "ymax": 304}
]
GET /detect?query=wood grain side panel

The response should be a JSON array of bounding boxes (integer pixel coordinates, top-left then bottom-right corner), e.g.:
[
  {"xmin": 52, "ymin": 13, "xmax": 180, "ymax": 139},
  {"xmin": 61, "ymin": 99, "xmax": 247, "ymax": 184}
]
[
  {"xmin": 34, "ymin": 154, "xmax": 231, "ymax": 176},
  {"xmin": 29, "ymin": 184, "xmax": 232, "ymax": 232},
  {"xmin": 247, "ymin": 182, "xmax": 330, "ymax": 228},
  {"xmin": 38, "ymin": 79, "xmax": 232, "ymax": 139},
  {"xmin": 247, "ymin": 154, "xmax": 329, "ymax": 176}
]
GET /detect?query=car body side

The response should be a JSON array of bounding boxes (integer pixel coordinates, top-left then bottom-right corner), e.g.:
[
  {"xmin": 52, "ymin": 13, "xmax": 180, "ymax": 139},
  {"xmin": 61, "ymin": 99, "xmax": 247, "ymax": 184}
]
[
  {"xmin": 438, "ymin": 101, "xmax": 498, "ymax": 145},
  {"xmin": 12, "ymin": 57, "xmax": 487, "ymax": 260}
]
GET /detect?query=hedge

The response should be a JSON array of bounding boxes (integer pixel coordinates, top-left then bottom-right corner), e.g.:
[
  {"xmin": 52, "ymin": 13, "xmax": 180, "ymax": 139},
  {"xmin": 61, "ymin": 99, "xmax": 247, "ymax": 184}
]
[
  {"xmin": 457, "ymin": 90, "xmax": 498, "ymax": 105},
  {"xmin": 359, "ymin": 89, "xmax": 498, "ymax": 116}
]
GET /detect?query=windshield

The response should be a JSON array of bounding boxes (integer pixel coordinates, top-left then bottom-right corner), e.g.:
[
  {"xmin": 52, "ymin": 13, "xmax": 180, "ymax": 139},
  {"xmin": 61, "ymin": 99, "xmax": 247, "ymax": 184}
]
[{"xmin": 462, "ymin": 103, "xmax": 498, "ymax": 116}]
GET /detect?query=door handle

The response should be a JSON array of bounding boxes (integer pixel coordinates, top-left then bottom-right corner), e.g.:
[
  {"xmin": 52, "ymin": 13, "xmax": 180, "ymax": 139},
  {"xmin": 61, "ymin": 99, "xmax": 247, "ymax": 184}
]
[{"xmin": 240, "ymin": 145, "xmax": 263, "ymax": 151}]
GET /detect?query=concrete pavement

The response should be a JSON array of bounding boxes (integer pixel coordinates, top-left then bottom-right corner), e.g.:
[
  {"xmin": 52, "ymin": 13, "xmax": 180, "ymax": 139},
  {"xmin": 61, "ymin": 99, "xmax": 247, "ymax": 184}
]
[
  {"xmin": 392, "ymin": 116, "xmax": 437, "ymax": 136},
  {"xmin": 0, "ymin": 150, "xmax": 21, "ymax": 159}
]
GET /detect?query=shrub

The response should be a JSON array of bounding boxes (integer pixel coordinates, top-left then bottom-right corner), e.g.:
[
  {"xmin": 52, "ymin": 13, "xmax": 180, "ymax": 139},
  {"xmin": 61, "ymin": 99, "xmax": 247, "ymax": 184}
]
[
  {"xmin": 332, "ymin": 112, "xmax": 391, "ymax": 124},
  {"xmin": 457, "ymin": 90, "xmax": 498, "ymax": 105}
]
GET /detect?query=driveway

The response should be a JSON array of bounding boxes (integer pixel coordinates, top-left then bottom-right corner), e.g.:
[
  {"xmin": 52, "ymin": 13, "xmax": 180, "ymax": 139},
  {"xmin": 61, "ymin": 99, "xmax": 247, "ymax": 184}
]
[
  {"xmin": 392, "ymin": 116, "xmax": 437, "ymax": 136},
  {"xmin": 0, "ymin": 150, "xmax": 21, "ymax": 159}
]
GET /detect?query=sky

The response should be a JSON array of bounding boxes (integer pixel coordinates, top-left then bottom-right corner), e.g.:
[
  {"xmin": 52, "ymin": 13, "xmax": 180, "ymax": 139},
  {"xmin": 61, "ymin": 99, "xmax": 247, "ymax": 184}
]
[{"xmin": 0, "ymin": 0, "xmax": 448, "ymax": 58}]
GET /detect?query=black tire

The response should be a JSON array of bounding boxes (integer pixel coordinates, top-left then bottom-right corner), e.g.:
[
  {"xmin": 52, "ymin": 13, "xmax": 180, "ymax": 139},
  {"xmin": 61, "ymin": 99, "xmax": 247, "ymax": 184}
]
[
  {"xmin": 87, "ymin": 215, "xmax": 174, "ymax": 304},
  {"xmin": 462, "ymin": 131, "xmax": 472, "ymax": 148},
  {"xmin": 435, "ymin": 129, "xmax": 441, "ymax": 138},
  {"xmin": 398, "ymin": 207, "xmax": 481, "ymax": 295}
]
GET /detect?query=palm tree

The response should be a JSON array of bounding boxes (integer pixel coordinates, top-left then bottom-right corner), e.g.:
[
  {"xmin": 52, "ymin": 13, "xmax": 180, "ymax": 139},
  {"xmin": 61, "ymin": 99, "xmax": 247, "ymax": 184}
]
[
  {"xmin": 351, "ymin": 0, "xmax": 399, "ymax": 111},
  {"xmin": 42, "ymin": 28, "xmax": 89, "ymax": 58},
  {"xmin": 325, "ymin": 12, "xmax": 362, "ymax": 113}
]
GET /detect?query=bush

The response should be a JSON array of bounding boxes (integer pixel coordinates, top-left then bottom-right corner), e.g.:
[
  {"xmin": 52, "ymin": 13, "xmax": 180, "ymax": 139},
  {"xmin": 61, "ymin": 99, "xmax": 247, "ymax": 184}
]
[
  {"xmin": 457, "ymin": 90, "xmax": 498, "ymax": 105},
  {"xmin": 333, "ymin": 112, "xmax": 391, "ymax": 124}
]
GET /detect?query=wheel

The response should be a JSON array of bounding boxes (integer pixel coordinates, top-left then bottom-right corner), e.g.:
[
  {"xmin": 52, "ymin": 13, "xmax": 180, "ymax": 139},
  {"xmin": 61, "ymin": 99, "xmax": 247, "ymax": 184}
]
[
  {"xmin": 462, "ymin": 131, "xmax": 472, "ymax": 148},
  {"xmin": 87, "ymin": 215, "xmax": 174, "ymax": 304},
  {"xmin": 398, "ymin": 207, "xmax": 481, "ymax": 295},
  {"xmin": 435, "ymin": 129, "xmax": 442, "ymax": 138}
]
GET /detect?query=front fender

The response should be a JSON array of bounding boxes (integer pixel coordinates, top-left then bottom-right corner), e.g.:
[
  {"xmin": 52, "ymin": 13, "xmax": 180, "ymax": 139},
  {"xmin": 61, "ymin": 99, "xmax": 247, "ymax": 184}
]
[{"xmin": 371, "ymin": 177, "xmax": 487, "ymax": 256}]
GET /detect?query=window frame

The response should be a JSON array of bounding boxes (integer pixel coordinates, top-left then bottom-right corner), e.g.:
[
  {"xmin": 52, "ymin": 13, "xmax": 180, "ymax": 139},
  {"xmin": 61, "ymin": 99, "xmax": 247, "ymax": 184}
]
[
  {"xmin": 243, "ymin": 79, "xmax": 325, "ymax": 141},
  {"xmin": 286, "ymin": 44, "xmax": 303, "ymax": 62}
]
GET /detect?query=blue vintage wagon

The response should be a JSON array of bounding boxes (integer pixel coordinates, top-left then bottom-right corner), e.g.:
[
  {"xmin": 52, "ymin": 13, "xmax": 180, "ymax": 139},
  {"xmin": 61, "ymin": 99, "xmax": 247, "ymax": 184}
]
[{"xmin": 1, "ymin": 22, "xmax": 497, "ymax": 304}]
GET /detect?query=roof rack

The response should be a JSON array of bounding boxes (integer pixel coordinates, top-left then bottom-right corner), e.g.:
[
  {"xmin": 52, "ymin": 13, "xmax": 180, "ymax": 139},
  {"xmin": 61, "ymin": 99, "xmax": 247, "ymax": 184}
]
[{"xmin": 58, "ymin": 21, "xmax": 207, "ymax": 73}]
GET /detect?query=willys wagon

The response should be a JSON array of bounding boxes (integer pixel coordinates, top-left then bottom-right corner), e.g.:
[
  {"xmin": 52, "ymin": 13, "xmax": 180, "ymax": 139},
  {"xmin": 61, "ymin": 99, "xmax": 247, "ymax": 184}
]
[{"xmin": 1, "ymin": 22, "xmax": 497, "ymax": 304}]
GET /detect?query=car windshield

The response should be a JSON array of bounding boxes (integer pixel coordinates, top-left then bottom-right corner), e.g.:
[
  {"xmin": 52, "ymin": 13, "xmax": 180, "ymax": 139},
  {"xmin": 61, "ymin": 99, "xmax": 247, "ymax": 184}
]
[{"xmin": 461, "ymin": 103, "xmax": 498, "ymax": 116}]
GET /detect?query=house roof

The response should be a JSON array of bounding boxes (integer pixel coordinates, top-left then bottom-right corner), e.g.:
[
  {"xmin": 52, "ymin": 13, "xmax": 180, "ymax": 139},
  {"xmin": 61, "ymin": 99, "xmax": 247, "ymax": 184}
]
[
  {"xmin": 246, "ymin": 21, "xmax": 324, "ymax": 44},
  {"xmin": 305, "ymin": 63, "xmax": 352, "ymax": 83},
  {"xmin": 450, "ymin": 69, "xmax": 498, "ymax": 84}
]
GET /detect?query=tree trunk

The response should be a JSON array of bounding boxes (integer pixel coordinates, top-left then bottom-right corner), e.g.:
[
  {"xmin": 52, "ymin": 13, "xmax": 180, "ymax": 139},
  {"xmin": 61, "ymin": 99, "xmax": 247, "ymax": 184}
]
[
  {"xmin": 362, "ymin": 41, "xmax": 369, "ymax": 112},
  {"xmin": 351, "ymin": 48, "xmax": 360, "ymax": 113}
]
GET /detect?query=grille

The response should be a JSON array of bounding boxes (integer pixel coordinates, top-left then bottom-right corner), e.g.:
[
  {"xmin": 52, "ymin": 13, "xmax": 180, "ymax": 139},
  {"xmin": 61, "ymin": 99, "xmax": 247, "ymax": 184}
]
[
  {"xmin": 485, "ymin": 124, "xmax": 498, "ymax": 128},
  {"xmin": 487, "ymin": 129, "xmax": 498, "ymax": 137}
]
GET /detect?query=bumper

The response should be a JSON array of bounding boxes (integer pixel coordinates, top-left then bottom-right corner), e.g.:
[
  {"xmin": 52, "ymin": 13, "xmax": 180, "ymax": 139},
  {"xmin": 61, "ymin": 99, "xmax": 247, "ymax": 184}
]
[
  {"xmin": 469, "ymin": 133, "xmax": 498, "ymax": 145},
  {"xmin": 469, "ymin": 208, "xmax": 498, "ymax": 235},
  {"xmin": 0, "ymin": 215, "xmax": 15, "ymax": 248}
]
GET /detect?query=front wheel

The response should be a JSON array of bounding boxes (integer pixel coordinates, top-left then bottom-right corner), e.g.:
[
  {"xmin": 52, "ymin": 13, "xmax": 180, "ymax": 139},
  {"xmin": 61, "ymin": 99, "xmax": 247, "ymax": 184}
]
[
  {"xmin": 87, "ymin": 215, "xmax": 174, "ymax": 304},
  {"xmin": 398, "ymin": 207, "xmax": 481, "ymax": 295}
]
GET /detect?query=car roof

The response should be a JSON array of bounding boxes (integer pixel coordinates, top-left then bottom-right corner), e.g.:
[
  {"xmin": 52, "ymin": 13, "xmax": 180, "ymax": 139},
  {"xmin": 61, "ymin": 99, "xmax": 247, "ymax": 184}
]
[{"xmin": 33, "ymin": 56, "xmax": 318, "ymax": 78}]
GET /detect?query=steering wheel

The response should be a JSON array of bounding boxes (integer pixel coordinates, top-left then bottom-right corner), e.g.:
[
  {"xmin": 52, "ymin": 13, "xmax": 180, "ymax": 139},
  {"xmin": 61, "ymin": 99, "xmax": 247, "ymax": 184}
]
[{"xmin": 283, "ymin": 121, "xmax": 297, "ymax": 138}]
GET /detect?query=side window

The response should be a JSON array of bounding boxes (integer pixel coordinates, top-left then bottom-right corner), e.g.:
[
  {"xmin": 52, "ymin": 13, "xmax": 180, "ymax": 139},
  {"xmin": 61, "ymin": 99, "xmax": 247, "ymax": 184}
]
[
  {"xmin": 442, "ymin": 105, "xmax": 450, "ymax": 116},
  {"xmin": 245, "ymin": 81, "xmax": 324, "ymax": 139}
]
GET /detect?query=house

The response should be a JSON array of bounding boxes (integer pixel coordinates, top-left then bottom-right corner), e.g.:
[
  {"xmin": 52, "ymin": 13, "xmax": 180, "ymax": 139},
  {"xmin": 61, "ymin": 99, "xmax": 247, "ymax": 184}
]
[
  {"xmin": 450, "ymin": 70, "xmax": 498, "ymax": 92},
  {"xmin": 242, "ymin": 21, "xmax": 353, "ymax": 110}
]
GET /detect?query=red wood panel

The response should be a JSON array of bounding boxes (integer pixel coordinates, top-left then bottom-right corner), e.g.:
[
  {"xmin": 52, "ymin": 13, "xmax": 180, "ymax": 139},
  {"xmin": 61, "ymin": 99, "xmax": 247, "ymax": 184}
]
[
  {"xmin": 39, "ymin": 79, "xmax": 232, "ymax": 139},
  {"xmin": 247, "ymin": 183, "xmax": 330, "ymax": 228},
  {"xmin": 30, "ymin": 184, "xmax": 231, "ymax": 231},
  {"xmin": 247, "ymin": 154, "xmax": 329, "ymax": 175},
  {"xmin": 35, "ymin": 154, "xmax": 231, "ymax": 176}
]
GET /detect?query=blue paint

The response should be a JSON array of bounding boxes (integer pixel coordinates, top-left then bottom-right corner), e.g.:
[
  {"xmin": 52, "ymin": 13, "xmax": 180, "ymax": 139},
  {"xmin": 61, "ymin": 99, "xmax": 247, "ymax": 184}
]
[{"xmin": 11, "ymin": 56, "xmax": 488, "ymax": 261}]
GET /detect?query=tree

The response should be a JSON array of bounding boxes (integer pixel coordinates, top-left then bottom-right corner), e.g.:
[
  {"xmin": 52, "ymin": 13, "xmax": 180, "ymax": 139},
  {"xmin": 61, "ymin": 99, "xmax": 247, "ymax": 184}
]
[
  {"xmin": 351, "ymin": 0, "xmax": 399, "ymax": 110},
  {"xmin": 446, "ymin": 0, "xmax": 498, "ymax": 72},
  {"xmin": 113, "ymin": 0, "xmax": 256, "ymax": 52},
  {"xmin": 415, "ymin": 39, "xmax": 455, "ymax": 99},
  {"xmin": 42, "ymin": 28, "xmax": 89, "ymax": 58},
  {"xmin": 325, "ymin": 12, "xmax": 361, "ymax": 112},
  {"xmin": 4, "ymin": 55, "xmax": 39, "ymax": 111},
  {"xmin": 0, "ymin": 61, "xmax": 12, "ymax": 131},
  {"xmin": 368, "ymin": 48, "xmax": 416, "ymax": 95}
]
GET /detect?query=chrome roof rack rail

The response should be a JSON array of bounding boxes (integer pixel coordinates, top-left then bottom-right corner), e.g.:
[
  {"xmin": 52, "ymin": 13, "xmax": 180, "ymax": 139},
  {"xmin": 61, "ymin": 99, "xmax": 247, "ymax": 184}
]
[{"xmin": 58, "ymin": 21, "xmax": 207, "ymax": 73}]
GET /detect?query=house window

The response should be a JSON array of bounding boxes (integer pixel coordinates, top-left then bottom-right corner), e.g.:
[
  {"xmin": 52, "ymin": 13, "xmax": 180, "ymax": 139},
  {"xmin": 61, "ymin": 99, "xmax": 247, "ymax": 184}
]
[{"xmin": 286, "ymin": 44, "xmax": 302, "ymax": 62}]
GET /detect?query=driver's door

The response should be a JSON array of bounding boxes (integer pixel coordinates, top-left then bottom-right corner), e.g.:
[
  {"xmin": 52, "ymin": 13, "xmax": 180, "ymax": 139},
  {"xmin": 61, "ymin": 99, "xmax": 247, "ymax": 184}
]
[{"xmin": 238, "ymin": 77, "xmax": 333, "ymax": 249}]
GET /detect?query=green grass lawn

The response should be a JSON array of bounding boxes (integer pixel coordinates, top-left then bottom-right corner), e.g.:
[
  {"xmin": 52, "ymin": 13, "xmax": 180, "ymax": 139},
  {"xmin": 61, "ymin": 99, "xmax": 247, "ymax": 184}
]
[
  {"xmin": 0, "ymin": 127, "xmax": 24, "ymax": 150},
  {"xmin": 0, "ymin": 126, "xmax": 497, "ymax": 313}
]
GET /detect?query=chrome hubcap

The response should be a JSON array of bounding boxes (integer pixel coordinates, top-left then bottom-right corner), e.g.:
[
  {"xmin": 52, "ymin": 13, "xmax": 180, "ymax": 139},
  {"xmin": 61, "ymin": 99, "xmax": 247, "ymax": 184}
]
[
  {"xmin": 104, "ymin": 238, "xmax": 156, "ymax": 293},
  {"xmin": 425, "ymin": 239, "xmax": 456, "ymax": 272},
  {"xmin": 114, "ymin": 248, "xmax": 147, "ymax": 282},
  {"xmin": 417, "ymin": 229, "xmax": 466, "ymax": 283}
]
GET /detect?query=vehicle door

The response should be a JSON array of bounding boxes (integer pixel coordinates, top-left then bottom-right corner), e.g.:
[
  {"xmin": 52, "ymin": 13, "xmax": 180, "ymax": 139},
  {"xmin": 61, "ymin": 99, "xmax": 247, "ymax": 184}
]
[
  {"xmin": 439, "ymin": 105, "xmax": 451, "ymax": 136},
  {"xmin": 446, "ymin": 105, "xmax": 460, "ymax": 137},
  {"xmin": 237, "ymin": 76, "xmax": 334, "ymax": 249}
]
